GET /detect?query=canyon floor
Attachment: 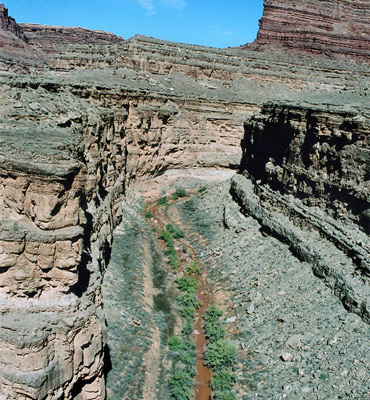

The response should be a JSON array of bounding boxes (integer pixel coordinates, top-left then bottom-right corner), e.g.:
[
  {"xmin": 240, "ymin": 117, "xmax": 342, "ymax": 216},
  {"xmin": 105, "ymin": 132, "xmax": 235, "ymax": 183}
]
[{"xmin": 103, "ymin": 175, "xmax": 369, "ymax": 400}]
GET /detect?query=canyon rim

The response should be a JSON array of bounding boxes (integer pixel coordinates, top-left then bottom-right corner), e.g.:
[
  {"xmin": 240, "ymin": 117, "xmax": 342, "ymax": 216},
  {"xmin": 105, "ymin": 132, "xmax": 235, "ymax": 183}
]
[{"xmin": 0, "ymin": 1, "xmax": 369, "ymax": 399}]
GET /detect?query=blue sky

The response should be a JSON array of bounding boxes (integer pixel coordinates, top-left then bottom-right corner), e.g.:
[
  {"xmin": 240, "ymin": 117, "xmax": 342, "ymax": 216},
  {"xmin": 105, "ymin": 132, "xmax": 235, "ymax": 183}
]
[{"xmin": 5, "ymin": 0, "xmax": 263, "ymax": 48}]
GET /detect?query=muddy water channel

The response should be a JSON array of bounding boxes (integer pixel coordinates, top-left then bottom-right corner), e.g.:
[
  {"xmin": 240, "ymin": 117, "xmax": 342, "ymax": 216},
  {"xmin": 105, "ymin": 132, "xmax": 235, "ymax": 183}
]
[{"xmin": 145, "ymin": 193, "xmax": 213, "ymax": 400}]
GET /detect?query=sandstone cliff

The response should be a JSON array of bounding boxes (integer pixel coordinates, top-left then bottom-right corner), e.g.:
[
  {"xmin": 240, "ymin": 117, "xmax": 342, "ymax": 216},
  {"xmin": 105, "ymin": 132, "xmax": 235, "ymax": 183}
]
[
  {"xmin": 250, "ymin": 0, "xmax": 370, "ymax": 60},
  {"xmin": 0, "ymin": 4, "xmax": 46, "ymax": 72},
  {"xmin": 19, "ymin": 24, "xmax": 124, "ymax": 54}
]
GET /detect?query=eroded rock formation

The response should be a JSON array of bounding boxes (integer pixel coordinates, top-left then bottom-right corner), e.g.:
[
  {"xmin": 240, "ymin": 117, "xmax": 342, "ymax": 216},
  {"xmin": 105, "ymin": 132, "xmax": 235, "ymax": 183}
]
[
  {"xmin": 0, "ymin": 1, "xmax": 369, "ymax": 399},
  {"xmin": 250, "ymin": 0, "xmax": 370, "ymax": 60},
  {"xmin": 19, "ymin": 24, "xmax": 123, "ymax": 54}
]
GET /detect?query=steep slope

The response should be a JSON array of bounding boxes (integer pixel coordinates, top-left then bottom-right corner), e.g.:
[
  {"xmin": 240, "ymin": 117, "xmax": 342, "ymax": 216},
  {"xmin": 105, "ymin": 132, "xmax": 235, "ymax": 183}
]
[{"xmin": 250, "ymin": 0, "xmax": 370, "ymax": 61}]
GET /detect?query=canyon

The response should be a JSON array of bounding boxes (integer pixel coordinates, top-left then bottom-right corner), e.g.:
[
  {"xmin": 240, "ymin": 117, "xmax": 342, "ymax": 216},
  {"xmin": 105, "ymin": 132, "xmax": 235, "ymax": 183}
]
[{"xmin": 0, "ymin": 1, "xmax": 369, "ymax": 399}]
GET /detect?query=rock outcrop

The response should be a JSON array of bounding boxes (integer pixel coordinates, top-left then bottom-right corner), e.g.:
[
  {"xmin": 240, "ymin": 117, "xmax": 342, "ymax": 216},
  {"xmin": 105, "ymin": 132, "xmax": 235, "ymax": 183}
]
[
  {"xmin": 250, "ymin": 0, "xmax": 370, "ymax": 60},
  {"xmin": 0, "ymin": 4, "xmax": 46, "ymax": 72},
  {"xmin": 19, "ymin": 24, "xmax": 123, "ymax": 54},
  {"xmin": 0, "ymin": 3, "xmax": 25, "ymax": 39},
  {"xmin": 242, "ymin": 104, "xmax": 370, "ymax": 230}
]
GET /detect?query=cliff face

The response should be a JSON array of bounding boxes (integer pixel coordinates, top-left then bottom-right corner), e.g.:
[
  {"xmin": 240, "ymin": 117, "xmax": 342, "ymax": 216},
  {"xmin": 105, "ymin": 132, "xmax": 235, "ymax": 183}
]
[
  {"xmin": 19, "ymin": 24, "xmax": 123, "ymax": 54},
  {"xmin": 242, "ymin": 104, "xmax": 370, "ymax": 230},
  {"xmin": 251, "ymin": 0, "xmax": 370, "ymax": 60},
  {"xmin": 0, "ymin": 3, "xmax": 25, "ymax": 39},
  {"xmin": 0, "ymin": 4, "xmax": 46, "ymax": 72},
  {"xmin": 0, "ymin": 1, "xmax": 369, "ymax": 399}
]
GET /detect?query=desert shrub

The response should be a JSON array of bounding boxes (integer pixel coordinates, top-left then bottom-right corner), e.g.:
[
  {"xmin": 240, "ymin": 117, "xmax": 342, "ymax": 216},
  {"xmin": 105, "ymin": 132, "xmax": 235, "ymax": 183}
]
[
  {"xmin": 198, "ymin": 186, "xmax": 207, "ymax": 193},
  {"xmin": 204, "ymin": 306, "xmax": 225, "ymax": 342},
  {"xmin": 211, "ymin": 369, "xmax": 235, "ymax": 392},
  {"xmin": 204, "ymin": 340, "xmax": 237, "ymax": 370},
  {"xmin": 166, "ymin": 224, "xmax": 185, "ymax": 238},
  {"xmin": 169, "ymin": 367, "xmax": 193, "ymax": 400},
  {"xmin": 159, "ymin": 230, "xmax": 173, "ymax": 244},
  {"xmin": 157, "ymin": 196, "xmax": 168, "ymax": 205},
  {"xmin": 186, "ymin": 262, "xmax": 201, "ymax": 275},
  {"xmin": 178, "ymin": 293, "xmax": 201, "ymax": 320},
  {"xmin": 172, "ymin": 189, "xmax": 187, "ymax": 200},
  {"xmin": 182, "ymin": 320, "xmax": 194, "ymax": 336},
  {"xmin": 169, "ymin": 335, "xmax": 185, "ymax": 352},
  {"xmin": 145, "ymin": 210, "xmax": 153, "ymax": 219},
  {"xmin": 176, "ymin": 276, "xmax": 198, "ymax": 294},
  {"xmin": 182, "ymin": 244, "xmax": 188, "ymax": 253},
  {"xmin": 215, "ymin": 390, "xmax": 237, "ymax": 400}
]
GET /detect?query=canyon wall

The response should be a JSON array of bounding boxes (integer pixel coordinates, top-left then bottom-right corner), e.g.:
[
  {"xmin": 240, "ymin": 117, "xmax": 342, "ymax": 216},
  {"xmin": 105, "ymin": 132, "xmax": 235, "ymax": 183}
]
[
  {"xmin": 0, "ymin": 70, "xmax": 251, "ymax": 398},
  {"xmin": 0, "ymin": 1, "xmax": 369, "ymax": 399},
  {"xmin": 0, "ymin": 3, "xmax": 25, "ymax": 39},
  {"xmin": 19, "ymin": 24, "xmax": 124, "ymax": 54},
  {"xmin": 251, "ymin": 0, "xmax": 370, "ymax": 60},
  {"xmin": 242, "ymin": 104, "xmax": 370, "ymax": 230}
]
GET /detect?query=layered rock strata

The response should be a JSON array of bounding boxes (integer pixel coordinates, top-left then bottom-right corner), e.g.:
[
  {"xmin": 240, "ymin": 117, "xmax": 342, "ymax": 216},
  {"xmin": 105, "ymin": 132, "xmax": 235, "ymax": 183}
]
[
  {"xmin": 242, "ymin": 104, "xmax": 370, "ymax": 231},
  {"xmin": 0, "ymin": 4, "xmax": 45, "ymax": 72},
  {"xmin": 251, "ymin": 0, "xmax": 370, "ymax": 60},
  {"xmin": 19, "ymin": 24, "xmax": 124, "ymax": 54},
  {"xmin": 0, "ymin": 2, "xmax": 369, "ymax": 399}
]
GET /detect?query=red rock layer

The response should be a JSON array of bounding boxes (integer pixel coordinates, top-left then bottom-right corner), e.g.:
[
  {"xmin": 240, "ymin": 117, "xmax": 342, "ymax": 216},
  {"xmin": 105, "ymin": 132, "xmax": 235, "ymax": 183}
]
[
  {"xmin": 19, "ymin": 23, "xmax": 124, "ymax": 54},
  {"xmin": 0, "ymin": 4, "xmax": 46, "ymax": 72},
  {"xmin": 0, "ymin": 3, "xmax": 25, "ymax": 40},
  {"xmin": 250, "ymin": 0, "xmax": 370, "ymax": 60}
]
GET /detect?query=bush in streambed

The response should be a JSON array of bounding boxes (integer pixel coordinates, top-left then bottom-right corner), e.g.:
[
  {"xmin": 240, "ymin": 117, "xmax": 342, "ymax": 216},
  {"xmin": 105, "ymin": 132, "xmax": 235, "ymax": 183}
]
[
  {"xmin": 204, "ymin": 339, "xmax": 237, "ymax": 370},
  {"xmin": 204, "ymin": 306, "xmax": 226, "ymax": 343},
  {"xmin": 166, "ymin": 224, "xmax": 185, "ymax": 238},
  {"xmin": 169, "ymin": 367, "xmax": 193, "ymax": 400},
  {"xmin": 159, "ymin": 230, "xmax": 174, "ymax": 244},
  {"xmin": 186, "ymin": 261, "xmax": 201, "ymax": 275},
  {"xmin": 214, "ymin": 390, "xmax": 237, "ymax": 400},
  {"xmin": 175, "ymin": 276, "xmax": 198, "ymax": 294},
  {"xmin": 169, "ymin": 335, "xmax": 185, "ymax": 352},
  {"xmin": 177, "ymin": 292, "xmax": 201, "ymax": 320},
  {"xmin": 172, "ymin": 189, "xmax": 187, "ymax": 200},
  {"xmin": 157, "ymin": 196, "xmax": 168, "ymax": 205},
  {"xmin": 144, "ymin": 210, "xmax": 153, "ymax": 219},
  {"xmin": 211, "ymin": 369, "xmax": 235, "ymax": 392}
]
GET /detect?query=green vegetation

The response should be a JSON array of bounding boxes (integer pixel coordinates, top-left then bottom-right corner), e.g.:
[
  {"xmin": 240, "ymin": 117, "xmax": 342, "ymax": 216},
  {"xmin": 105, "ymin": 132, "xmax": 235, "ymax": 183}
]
[
  {"xmin": 159, "ymin": 230, "xmax": 174, "ymax": 244},
  {"xmin": 182, "ymin": 244, "xmax": 188, "ymax": 253},
  {"xmin": 186, "ymin": 261, "xmax": 201, "ymax": 276},
  {"xmin": 172, "ymin": 188, "xmax": 187, "ymax": 200},
  {"xmin": 169, "ymin": 276, "xmax": 200, "ymax": 399},
  {"xmin": 198, "ymin": 186, "xmax": 207, "ymax": 193},
  {"xmin": 159, "ymin": 229, "xmax": 178, "ymax": 269},
  {"xmin": 175, "ymin": 276, "xmax": 198, "ymax": 294},
  {"xmin": 145, "ymin": 210, "xmax": 153, "ymax": 219},
  {"xmin": 204, "ymin": 340, "xmax": 237, "ymax": 370},
  {"xmin": 204, "ymin": 306, "xmax": 226, "ymax": 343},
  {"xmin": 176, "ymin": 276, "xmax": 201, "ymax": 320},
  {"xmin": 158, "ymin": 223, "xmax": 186, "ymax": 270},
  {"xmin": 166, "ymin": 224, "xmax": 185, "ymax": 238},
  {"xmin": 157, "ymin": 196, "xmax": 168, "ymax": 206},
  {"xmin": 169, "ymin": 367, "xmax": 193, "ymax": 400},
  {"xmin": 214, "ymin": 391, "xmax": 237, "ymax": 400},
  {"xmin": 204, "ymin": 305, "xmax": 237, "ymax": 399},
  {"xmin": 211, "ymin": 369, "xmax": 235, "ymax": 392}
]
